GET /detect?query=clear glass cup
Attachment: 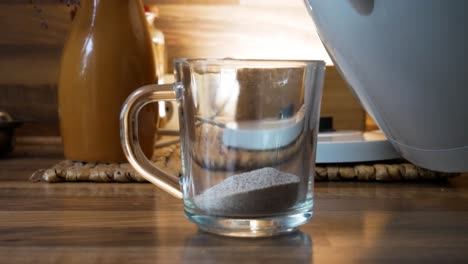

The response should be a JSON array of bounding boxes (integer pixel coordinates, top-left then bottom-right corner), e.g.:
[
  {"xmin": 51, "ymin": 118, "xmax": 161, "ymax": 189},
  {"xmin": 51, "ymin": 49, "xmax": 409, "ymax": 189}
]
[{"xmin": 121, "ymin": 58, "xmax": 325, "ymax": 237}]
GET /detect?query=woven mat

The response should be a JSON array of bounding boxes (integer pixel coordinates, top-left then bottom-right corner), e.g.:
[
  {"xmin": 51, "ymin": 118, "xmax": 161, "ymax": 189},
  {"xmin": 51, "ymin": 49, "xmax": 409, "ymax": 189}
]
[{"xmin": 32, "ymin": 142, "xmax": 459, "ymax": 182}]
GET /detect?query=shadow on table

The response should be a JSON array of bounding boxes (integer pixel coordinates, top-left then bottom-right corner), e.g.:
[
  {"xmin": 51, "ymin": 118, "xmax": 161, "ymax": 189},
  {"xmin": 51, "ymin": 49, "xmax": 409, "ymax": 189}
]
[{"xmin": 182, "ymin": 230, "xmax": 312, "ymax": 263}]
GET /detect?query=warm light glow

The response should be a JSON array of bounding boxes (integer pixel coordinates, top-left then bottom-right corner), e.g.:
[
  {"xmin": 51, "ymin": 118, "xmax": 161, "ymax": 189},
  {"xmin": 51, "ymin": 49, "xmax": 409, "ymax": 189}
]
[
  {"xmin": 231, "ymin": 34, "xmax": 332, "ymax": 64},
  {"xmin": 152, "ymin": 36, "xmax": 164, "ymax": 44},
  {"xmin": 158, "ymin": 101, "xmax": 166, "ymax": 118},
  {"xmin": 250, "ymin": 220, "xmax": 260, "ymax": 230},
  {"xmin": 145, "ymin": 12, "xmax": 155, "ymax": 23}
]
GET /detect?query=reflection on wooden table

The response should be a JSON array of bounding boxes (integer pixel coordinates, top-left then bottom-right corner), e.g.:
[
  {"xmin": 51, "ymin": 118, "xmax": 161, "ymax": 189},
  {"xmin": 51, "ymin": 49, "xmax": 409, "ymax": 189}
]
[{"xmin": 0, "ymin": 142, "xmax": 467, "ymax": 263}]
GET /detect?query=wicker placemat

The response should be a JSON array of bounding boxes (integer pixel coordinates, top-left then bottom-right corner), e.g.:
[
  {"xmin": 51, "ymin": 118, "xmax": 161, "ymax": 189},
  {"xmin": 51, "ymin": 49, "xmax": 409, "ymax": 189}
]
[
  {"xmin": 31, "ymin": 142, "xmax": 181, "ymax": 183},
  {"xmin": 31, "ymin": 141, "xmax": 459, "ymax": 182}
]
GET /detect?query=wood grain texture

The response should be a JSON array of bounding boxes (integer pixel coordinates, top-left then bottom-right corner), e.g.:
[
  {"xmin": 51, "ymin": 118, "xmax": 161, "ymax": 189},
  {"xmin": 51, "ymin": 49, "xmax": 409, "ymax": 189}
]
[
  {"xmin": 147, "ymin": 0, "xmax": 240, "ymax": 5},
  {"xmin": 155, "ymin": 3, "xmax": 327, "ymax": 64},
  {"xmin": 322, "ymin": 66, "xmax": 364, "ymax": 130},
  {"xmin": 366, "ymin": 113, "xmax": 379, "ymax": 131},
  {"xmin": 0, "ymin": 141, "xmax": 467, "ymax": 263}
]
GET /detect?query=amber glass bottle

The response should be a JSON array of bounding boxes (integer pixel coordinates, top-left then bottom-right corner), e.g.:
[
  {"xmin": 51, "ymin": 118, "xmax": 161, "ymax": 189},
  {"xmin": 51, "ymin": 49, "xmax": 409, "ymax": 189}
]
[{"xmin": 58, "ymin": 0, "xmax": 157, "ymax": 162}]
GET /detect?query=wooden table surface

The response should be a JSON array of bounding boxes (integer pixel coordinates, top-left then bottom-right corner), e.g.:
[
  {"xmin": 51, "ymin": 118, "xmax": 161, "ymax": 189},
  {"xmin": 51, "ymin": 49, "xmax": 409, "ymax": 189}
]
[{"xmin": 1, "ymin": 141, "xmax": 467, "ymax": 263}]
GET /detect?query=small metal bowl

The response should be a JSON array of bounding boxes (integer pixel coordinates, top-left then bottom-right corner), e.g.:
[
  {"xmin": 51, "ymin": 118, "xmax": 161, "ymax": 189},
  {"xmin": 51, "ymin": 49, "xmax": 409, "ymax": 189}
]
[{"xmin": 0, "ymin": 112, "xmax": 22, "ymax": 157}]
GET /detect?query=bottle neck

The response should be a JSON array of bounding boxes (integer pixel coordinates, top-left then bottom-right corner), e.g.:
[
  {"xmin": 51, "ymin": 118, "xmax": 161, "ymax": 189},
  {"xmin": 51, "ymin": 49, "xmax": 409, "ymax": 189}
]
[
  {"xmin": 78, "ymin": 0, "xmax": 143, "ymax": 14},
  {"xmin": 73, "ymin": 0, "xmax": 146, "ymax": 27},
  {"xmin": 80, "ymin": 0, "xmax": 133, "ymax": 8}
]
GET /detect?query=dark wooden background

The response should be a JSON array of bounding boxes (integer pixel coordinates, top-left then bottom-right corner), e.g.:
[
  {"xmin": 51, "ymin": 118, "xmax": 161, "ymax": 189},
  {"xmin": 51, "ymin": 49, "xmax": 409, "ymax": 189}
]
[{"xmin": 0, "ymin": 0, "xmax": 364, "ymax": 136}]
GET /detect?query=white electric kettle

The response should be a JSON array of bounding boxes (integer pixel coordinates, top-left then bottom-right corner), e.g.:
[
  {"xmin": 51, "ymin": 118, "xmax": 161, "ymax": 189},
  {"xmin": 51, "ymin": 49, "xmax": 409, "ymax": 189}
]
[{"xmin": 305, "ymin": 0, "xmax": 468, "ymax": 172}]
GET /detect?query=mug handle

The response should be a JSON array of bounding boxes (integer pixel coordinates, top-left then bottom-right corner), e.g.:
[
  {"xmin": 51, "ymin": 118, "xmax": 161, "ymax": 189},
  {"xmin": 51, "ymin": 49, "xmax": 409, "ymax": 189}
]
[{"xmin": 120, "ymin": 84, "xmax": 183, "ymax": 199}]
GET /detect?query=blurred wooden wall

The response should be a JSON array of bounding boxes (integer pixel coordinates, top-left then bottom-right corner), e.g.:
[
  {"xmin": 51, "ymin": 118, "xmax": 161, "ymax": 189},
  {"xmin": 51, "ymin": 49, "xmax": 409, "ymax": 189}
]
[{"xmin": 0, "ymin": 0, "xmax": 364, "ymax": 136}]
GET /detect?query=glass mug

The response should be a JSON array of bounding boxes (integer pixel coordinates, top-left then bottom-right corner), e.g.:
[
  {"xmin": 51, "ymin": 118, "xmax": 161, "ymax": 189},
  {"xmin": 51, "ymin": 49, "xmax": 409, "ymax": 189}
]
[{"xmin": 121, "ymin": 59, "xmax": 325, "ymax": 237}]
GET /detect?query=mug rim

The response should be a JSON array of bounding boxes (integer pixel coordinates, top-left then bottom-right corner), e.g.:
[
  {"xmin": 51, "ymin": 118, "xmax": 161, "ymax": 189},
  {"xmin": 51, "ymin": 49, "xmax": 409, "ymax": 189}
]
[{"xmin": 174, "ymin": 58, "xmax": 326, "ymax": 65}]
